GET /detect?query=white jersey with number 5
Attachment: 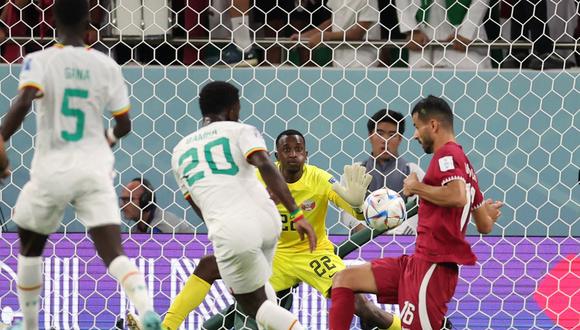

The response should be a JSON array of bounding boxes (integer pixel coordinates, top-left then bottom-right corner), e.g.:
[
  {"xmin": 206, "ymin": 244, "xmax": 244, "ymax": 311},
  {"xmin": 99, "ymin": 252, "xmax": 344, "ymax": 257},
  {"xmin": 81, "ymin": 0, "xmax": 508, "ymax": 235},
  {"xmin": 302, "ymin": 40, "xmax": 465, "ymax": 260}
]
[
  {"xmin": 13, "ymin": 45, "xmax": 130, "ymax": 235},
  {"xmin": 171, "ymin": 121, "xmax": 279, "ymax": 235},
  {"xmin": 19, "ymin": 44, "xmax": 130, "ymax": 173}
]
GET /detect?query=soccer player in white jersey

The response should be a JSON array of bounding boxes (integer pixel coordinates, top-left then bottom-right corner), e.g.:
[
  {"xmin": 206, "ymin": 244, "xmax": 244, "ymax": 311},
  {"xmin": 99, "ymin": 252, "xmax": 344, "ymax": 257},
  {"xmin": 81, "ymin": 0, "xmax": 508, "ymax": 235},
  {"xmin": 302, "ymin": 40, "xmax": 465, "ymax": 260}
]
[
  {"xmin": 0, "ymin": 1, "xmax": 162, "ymax": 329},
  {"xmin": 171, "ymin": 81, "xmax": 316, "ymax": 330}
]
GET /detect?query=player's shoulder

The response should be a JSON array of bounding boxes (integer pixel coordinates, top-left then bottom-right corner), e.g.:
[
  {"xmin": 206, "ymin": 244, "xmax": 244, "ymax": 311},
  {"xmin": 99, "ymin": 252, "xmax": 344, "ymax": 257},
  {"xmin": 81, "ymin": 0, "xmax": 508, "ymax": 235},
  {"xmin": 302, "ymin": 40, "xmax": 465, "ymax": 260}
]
[
  {"xmin": 231, "ymin": 121, "xmax": 260, "ymax": 134},
  {"xmin": 435, "ymin": 142, "xmax": 467, "ymax": 160},
  {"xmin": 87, "ymin": 49, "xmax": 121, "ymax": 69},
  {"xmin": 304, "ymin": 164, "xmax": 336, "ymax": 186},
  {"xmin": 172, "ymin": 130, "xmax": 199, "ymax": 157},
  {"xmin": 22, "ymin": 48, "xmax": 53, "ymax": 63}
]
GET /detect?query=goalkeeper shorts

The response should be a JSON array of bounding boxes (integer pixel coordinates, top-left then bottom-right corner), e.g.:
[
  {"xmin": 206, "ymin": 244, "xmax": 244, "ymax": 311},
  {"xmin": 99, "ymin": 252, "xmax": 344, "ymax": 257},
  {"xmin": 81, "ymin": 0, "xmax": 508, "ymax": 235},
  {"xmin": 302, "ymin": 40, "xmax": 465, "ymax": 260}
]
[{"xmin": 270, "ymin": 249, "xmax": 345, "ymax": 297}]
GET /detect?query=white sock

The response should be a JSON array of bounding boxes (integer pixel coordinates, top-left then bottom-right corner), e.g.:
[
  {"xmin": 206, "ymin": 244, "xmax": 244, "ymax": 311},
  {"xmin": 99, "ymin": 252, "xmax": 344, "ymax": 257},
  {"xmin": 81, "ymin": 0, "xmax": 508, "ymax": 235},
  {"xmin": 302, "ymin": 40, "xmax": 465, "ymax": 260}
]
[
  {"xmin": 265, "ymin": 282, "xmax": 277, "ymax": 303},
  {"xmin": 108, "ymin": 256, "xmax": 153, "ymax": 316},
  {"xmin": 256, "ymin": 300, "xmax": 303, "ymax": 330},
  {"xmin": 230, "ymin": 15, "xmax": 252, "ymax": 52},
  {"xmin": 17, "ymin": 255, "xmax": 43, "ymax": 330}
]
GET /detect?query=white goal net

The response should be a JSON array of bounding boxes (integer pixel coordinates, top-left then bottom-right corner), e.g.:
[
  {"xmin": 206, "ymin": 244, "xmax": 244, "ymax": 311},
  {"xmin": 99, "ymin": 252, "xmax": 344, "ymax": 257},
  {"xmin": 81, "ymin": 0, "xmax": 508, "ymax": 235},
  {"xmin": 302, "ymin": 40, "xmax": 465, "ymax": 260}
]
[{"xmin": 0, "ymin": 0, "xmax": 578, "ymax": 329}]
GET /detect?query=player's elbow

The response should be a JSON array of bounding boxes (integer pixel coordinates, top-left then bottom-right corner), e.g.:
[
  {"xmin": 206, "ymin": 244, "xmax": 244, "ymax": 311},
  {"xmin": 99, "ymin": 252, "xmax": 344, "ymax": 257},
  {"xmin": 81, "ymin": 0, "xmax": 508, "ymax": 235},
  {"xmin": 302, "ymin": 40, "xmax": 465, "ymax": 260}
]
[
  {"xmin": 14, "ymin": 94, "xmax": 34, "ymax": 112},
  {"xmin": 450, "ymin": 195, "xmax": 468, "ymax": 208},
  {"xmin": 114, "ymin": 114, "xmax": 131, "ymax": 138}
]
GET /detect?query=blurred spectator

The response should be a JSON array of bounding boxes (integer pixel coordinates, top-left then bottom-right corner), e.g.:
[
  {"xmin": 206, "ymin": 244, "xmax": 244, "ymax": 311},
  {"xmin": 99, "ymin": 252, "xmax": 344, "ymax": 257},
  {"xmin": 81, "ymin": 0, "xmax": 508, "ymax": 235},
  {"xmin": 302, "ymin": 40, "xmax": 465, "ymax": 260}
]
[
  {"xmin": 0, "ymin": 0, "xmax": 108, "ymax": 62},
  {"xmin": 396, "ymin": 0, "xmax": 492, "ymax": 69},
  {"xmin": 291, "ymin": 0, "xmax": 381, "ymax": 68},
  {"xmin": 377, "ymin": 0, "xmax": 407, "ymax": 66},
  {"xmin": 120, "ymin": 178, "xmax": 193, "ymax": 234},
  {"xmin": 253, "ymin": 0, "xmax": 331, "ymax": 65},
  {"xmin": 179, "ymin": 0, "xmax": 209, "ymax": 65},
  {"xmin": 203, "ymin": 0, "xmax": 259, "ymax": 66},
  {"xmin": 546, "ymin": 0, "xmax": 578, "ymax": 67},
  {"xmin": 502, "ymin": 0, "xmax": 567, "ymax": 69},
  {"xmin": 252, "ymin": 0, "xmax": 294, "ymax": 65},
  {"xmin": 576, "ymin": 3, "xmax": 580, "ymax": 66},
  {"xmin": 110, "ymin": 0, "xmax": 178, "ymax": 65},
  {"xmin": 340, "ymin": 109, "xmax": 424, "ymax": 233}
]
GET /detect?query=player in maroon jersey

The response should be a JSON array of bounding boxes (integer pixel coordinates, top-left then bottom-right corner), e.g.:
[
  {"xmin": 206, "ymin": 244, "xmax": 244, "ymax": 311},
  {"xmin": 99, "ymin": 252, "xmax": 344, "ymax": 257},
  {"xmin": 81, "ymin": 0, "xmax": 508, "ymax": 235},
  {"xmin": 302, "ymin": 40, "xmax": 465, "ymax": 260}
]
[{"xmin": 328, "ymin": 95, "xmax": 503, "ymax": 330}]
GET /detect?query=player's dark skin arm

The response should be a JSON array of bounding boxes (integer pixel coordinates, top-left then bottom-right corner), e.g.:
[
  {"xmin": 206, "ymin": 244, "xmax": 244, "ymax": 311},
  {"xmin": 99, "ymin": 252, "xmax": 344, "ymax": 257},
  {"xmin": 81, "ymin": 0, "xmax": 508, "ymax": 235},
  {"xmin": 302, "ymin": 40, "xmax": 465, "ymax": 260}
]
[
  {"xmin": 106, "ymin": 112, "xmax": 131, "ymax": 147},
  {"xmin": 0, "ymin": 136, "xmax": 10, "ymax": 178},
  {"xmin": 248, "ymin": 150, "xmax": 317, "ymax": 252},
  {"xmin": 1, "ymin": 87, "xmax": 38, "ymax": 141},
  {"xmin": 0, "ymin": 87, "xmax": 38, "ymax": 179},
  {"xmin": 112, "ymin": 112, "xmax": 131, "ymax": 138}
]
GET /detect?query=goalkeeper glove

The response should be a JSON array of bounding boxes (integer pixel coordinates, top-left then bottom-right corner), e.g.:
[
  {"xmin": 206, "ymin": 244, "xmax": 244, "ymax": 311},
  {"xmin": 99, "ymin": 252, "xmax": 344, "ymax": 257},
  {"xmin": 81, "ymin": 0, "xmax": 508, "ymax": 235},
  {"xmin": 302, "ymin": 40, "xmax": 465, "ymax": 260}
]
[{"xmin": 332, "ymin": 164, "xmax": 372, "ymax": 210}]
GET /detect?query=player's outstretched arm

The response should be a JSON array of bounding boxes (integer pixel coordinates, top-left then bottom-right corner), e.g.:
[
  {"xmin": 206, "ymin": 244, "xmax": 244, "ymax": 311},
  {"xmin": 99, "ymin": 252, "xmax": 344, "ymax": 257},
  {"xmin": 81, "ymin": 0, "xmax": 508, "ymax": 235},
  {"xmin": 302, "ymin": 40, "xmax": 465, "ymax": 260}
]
[
  {"xmin": 247, "ymin": 150, "xmax": 317, "ymax": 251},
  {"xmin": 106, "ymin": 112, "xmax": 131, "ymax": 147},
  {"xmin": 334, "ymin": 198, "xmax": 418, "ymax": 258},
  {"xmin": 0, "ymin": 136, "xmax": 9, "ymax": 179},
  {"xmin": 403, "ymin": 172, "xmax": 467, "ymax": 208},
  {"xmin": 472, "ymin": 199, "xmax": 503, "ymax": 234},
  {"xmin": 1, "ymin": 87, "xmax": 38, "ymax": 141},
  {"xmin": 332, "ymin": 164, "xmax": 372, "ymax": 209}
]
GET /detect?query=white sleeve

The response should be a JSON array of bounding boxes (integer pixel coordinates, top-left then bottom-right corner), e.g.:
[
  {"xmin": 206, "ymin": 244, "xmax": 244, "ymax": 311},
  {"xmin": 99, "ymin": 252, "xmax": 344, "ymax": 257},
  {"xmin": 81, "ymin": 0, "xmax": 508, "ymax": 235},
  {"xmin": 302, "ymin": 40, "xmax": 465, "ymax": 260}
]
[
  {"xmin": 458, "ymin": 0, "xmax": 490, "ymax": 40},
  {"xmin": 172, "ymin": 150, "xmax": 191, "ymax": 198},
  {"xmin": 238, "ymin": 125, "xmax": 268, "ymax": 159},
  {"xmin": 340, "ymin": 210, "xmax": 364, "ymax": 229},
  {"xmin": 407, "ymin": 162, "xmax": 425, "ymax": 203},
  {"xmin": 396, "ymin": 0, "xmax": 421, "ymax": 34},
  {"xmin": 107, "ymin": 63, "xmax": 131, "ymax": 116},
  {"xmin": 408, "ymin": 162, "xmax": 425, "ymax": 181},
  {"xmin": 19, "ymin": 54, "xmax": 45, "ymax": 95},
  {"xmin": 358, "ymin": 0, "xmax": 379, "ymax": 23}
]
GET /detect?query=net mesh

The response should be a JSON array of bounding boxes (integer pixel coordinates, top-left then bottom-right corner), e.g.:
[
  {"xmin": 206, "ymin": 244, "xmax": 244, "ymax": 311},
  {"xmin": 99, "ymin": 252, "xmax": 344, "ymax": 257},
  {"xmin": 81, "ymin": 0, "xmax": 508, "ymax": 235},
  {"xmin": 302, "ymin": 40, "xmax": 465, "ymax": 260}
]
[{"xmin": 0, "ymin": 0, "xmax": 578, "ymax": 329}]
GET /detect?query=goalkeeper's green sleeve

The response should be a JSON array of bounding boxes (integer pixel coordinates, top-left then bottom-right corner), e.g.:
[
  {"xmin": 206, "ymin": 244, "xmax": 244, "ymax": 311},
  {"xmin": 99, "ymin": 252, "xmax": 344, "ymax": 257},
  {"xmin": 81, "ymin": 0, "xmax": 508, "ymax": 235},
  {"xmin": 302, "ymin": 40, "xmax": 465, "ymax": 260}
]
[
  {"xmin": 335, "ymin": 199, "xmax": 418, "ymax": 259},
  {"xmin": 201, "ymin": 305, "xmax": 235, "ymax": 330}
]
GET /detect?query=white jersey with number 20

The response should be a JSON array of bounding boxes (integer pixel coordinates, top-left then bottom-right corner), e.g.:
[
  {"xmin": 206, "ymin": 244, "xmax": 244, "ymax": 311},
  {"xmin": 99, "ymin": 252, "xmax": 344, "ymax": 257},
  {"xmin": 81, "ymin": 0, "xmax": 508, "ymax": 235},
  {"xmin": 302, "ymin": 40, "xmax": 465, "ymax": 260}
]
[{"xmin": 171, "ymin": 121, "xmax": 279, "ymax": 234}]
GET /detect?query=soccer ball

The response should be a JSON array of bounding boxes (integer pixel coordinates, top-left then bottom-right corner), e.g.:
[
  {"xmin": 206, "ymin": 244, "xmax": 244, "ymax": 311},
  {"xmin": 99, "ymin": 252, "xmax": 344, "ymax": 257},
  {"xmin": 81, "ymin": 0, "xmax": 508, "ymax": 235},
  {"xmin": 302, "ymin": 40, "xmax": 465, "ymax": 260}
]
[{"xmin": 363, "ymin": 188, "xmax": 407, "ymax": 230}]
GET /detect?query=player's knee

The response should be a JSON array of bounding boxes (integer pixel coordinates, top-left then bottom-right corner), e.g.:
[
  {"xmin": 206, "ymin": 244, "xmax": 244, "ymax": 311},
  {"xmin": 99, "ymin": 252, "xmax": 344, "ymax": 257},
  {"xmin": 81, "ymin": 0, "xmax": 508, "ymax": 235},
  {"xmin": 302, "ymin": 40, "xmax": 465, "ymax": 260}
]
[
  {"xmin": 331, "ymin": 269, "xmax": 355, "ymax": 289},
  {"xmin": 195, "ymin": 255, "xmax": 220, "ymax": 283}
]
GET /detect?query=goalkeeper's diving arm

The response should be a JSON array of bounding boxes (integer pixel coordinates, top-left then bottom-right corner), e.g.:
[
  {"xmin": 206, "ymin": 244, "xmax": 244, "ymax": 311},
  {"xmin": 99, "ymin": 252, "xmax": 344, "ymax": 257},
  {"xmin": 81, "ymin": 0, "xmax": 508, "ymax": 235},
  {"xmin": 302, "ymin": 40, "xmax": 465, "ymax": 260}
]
[{"xmin": 334, "ymin": 198, "xmax": 418, "ymax": 259}]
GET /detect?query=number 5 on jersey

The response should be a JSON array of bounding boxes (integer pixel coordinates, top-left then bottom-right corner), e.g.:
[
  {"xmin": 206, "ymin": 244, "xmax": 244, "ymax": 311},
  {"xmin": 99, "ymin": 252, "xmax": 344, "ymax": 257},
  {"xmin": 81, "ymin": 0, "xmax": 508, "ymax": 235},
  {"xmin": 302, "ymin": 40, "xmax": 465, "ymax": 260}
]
[
  {"xmin": 61, "ymin": 88, "xmax": 88, "ymax": 141},
  {"xmin": 179, "ymin": 137, "xmax": 239, "ymax": 186}
]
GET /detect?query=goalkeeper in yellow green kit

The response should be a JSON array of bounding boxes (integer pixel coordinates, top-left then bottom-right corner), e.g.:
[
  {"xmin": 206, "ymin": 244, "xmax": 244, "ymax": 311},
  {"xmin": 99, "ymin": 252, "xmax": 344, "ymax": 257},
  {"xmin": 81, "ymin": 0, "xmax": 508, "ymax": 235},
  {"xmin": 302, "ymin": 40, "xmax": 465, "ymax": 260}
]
[{"xmin": 157, "ymin": 129, "xmax": 403, "ymax": 330}]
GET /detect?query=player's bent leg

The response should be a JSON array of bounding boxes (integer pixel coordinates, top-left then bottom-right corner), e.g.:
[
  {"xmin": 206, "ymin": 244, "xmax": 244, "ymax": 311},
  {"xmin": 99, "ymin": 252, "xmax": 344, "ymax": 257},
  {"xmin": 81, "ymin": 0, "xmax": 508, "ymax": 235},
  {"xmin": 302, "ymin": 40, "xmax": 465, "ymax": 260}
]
[
  {"xmin": 330, "ymin": 263, "xmax": 378, "ymax": 330},
  {"xmin": 16, "ymin": 227, "xmax": 49, "ymax": 330},
  {"xmin": 234, "ymin": 286, "xmax": 303, "ymax": 330},
  {"xmin": 163, "ymin": 255, "xmax": 221, "ymax": 329},
  {"xmin": 354, "ymin": 295, "xmax": 401, "ymax": 330},
  {"xmin": 89, "ymin": 225, "xmax": 160, "ymax": 329}
]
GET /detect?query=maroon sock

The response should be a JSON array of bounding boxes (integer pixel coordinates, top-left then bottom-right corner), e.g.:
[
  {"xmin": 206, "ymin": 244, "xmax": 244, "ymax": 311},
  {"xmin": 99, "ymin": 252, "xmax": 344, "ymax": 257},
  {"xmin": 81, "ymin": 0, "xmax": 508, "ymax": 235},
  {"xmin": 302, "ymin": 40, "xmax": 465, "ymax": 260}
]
[{"xmin": 329, "ymin": 287, "xmax": 355, "ymax": 330}]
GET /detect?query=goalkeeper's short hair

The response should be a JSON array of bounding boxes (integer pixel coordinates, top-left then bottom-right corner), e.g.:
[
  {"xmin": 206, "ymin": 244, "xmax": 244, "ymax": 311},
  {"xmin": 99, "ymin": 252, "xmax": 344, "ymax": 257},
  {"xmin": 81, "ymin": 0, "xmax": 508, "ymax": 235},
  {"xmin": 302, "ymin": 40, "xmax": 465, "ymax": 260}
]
[{"xmin": 275, "ymin": 129, "xmax": 306, "ymax": 147}]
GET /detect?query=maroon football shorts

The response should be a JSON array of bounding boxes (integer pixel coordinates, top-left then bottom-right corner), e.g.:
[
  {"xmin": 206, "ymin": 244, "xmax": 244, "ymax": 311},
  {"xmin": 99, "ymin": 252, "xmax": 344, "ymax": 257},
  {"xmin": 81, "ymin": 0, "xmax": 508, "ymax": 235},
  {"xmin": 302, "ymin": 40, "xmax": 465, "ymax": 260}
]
[{"xmin": 371, "ymin": 255, "xmax": 458, "ymax": 330}]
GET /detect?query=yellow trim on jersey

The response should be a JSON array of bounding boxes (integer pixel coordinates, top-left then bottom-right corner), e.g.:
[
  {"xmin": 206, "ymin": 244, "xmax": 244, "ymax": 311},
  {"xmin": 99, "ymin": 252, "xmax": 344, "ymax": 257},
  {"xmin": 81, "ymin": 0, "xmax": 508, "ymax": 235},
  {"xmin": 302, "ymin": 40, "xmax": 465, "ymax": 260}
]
[
  {"xmin": 53, "ymin": 43, "xmax": 64, "ymax": 48},
  {"xmin": 244, "ymin": 147, "xmax": 266, "ymax": 159},
  {"xmin": 112, "ymin": 105, "xmax": 130, "ymax": 117},
  {"xmin": 18, "ymin": 82, "xmax": 44, "ymax": 93}
]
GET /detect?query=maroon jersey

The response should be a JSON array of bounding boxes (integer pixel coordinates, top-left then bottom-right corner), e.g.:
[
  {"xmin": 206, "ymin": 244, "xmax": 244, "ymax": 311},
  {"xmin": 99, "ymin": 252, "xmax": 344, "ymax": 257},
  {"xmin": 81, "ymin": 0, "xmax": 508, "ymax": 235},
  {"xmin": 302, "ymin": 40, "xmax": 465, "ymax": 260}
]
[{"xmin": 415, "ymin": 141, "xmax": 484, "ymax": 265}]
